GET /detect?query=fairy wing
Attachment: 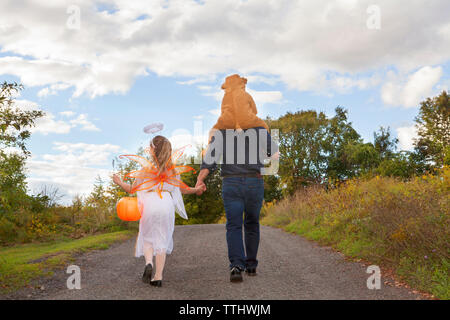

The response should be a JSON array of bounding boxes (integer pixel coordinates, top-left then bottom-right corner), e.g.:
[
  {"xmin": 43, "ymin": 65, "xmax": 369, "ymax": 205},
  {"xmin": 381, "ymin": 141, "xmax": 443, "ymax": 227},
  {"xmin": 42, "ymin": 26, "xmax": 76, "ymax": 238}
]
[
  {"xmin": 165, "ymin": 145, "xmax": 196, "ymax": 189},
  {"xmin": 119, "ymin": 154, "xmax": 158, "ymax": 171},
  {"xmin": 168, "ymin": 165, "xmax": 196, "ymax": 177},
  {"xmin": 119, "ymin": 154, "xmax": 159, "ymax": 192},
  {"xmin": 164, "ymin": 145, "xmax": 190, "ymax": 171},
  {"xmin": 131, "ymin": 178, "xmax": 161, "ymax": 193},
  {"xmin": 119, "ymin": 145, "xmax": 195, "ymax": 195}
]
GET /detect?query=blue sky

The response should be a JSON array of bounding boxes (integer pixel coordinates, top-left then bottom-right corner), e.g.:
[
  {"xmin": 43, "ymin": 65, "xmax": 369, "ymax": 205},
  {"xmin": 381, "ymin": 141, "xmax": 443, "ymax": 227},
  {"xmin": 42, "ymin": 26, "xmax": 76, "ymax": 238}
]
[{"xmin": 1, "ymin": 0, "xmax": 449, "ymax": 202}]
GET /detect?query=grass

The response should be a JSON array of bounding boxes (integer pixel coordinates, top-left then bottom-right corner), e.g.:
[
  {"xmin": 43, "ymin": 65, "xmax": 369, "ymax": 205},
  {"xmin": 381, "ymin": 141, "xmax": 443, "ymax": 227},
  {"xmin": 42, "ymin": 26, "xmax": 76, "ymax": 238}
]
[
  {"xmin": 0, "ymin": 230, "xmax": 134, "ymax": 294},
  {"xmin": 261, "ymin": 167, "xmax": 450, "ymax": 299}
]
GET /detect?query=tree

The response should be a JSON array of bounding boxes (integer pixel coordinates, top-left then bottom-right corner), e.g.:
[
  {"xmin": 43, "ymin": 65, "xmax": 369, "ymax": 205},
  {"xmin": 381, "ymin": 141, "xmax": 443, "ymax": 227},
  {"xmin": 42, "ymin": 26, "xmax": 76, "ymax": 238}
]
[
  {"xmin": 0, "ymin": 82, "xmax": 44, "ymax": 155},
  {"xmin": 344, "ymin": 142, "xmax": 380, "ymax": 175},
  {"xmin": 263, "ymin": 174, "xmax": 282, "ymax": 202},
  {"xmin": 375, "ymin": 152, "xmax": 416, "ymax": 179},
  {"xmin": 86, "ymin": 176, "xmax": 107, "ymax": 207},
  {"xmin": 323, "ymin": 107, "xmax": 362, "ymax": 182},
  {"xmin": 106, "ymin": 148, "xmax": 143, "ymax": 204},
  {"xmin": 176, "ymin": 148, "xmax": 224, "ymax": 225},
  {"xmin": 33, "ymin": 184, "xmax": 63, "ymax": 208},
  {"xmin": 0, "ymin": 82, "xmax": 44, "ymax": 214},
  {"xmin": 268, "ymin": 110, "xmax": 328, "ymax": 194},
  {"xmin": 414, "ymin": 91, "xmax": 450, "ymax": 167},
  {"xmin": 374, "ymin": 126, "xmax": 398, "ymax": 160},
  {"xmin": 268, "ymin": 107, "xmax": 368, "ymax": 193}
]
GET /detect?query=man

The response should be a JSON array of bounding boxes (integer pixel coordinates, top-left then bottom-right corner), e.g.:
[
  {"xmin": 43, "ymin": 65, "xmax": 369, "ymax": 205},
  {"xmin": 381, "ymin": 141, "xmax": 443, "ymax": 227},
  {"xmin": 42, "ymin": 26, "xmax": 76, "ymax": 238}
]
[{"xmin": 196, "ymin": 127, "xmax": 279, "ymax": 282}]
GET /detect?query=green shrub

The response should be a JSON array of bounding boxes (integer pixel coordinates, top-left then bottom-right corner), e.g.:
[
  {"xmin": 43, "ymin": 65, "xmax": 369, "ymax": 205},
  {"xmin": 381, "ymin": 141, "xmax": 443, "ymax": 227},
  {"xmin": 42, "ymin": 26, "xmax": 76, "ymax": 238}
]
[{"xmin": 262, "ymin": 166, "xmax": 450, "ymax": 299}]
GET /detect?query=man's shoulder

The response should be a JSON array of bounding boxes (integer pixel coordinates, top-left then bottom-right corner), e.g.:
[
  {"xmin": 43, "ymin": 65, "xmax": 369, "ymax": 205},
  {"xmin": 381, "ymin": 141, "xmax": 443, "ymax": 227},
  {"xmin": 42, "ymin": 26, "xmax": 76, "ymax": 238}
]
[{"xmin": 216, "ymin": 126, "xmax": 269, "ymax": 132}]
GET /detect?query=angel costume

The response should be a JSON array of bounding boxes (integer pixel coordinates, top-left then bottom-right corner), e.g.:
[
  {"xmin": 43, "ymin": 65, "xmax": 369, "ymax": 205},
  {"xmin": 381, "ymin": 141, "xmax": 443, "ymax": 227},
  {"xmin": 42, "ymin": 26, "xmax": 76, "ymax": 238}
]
[
  {"xmin": 134, "ymin": 175, "xmax": 187, "ymax": 257},
  {"xmin": 120, "ymin": 146, "xmax": 193, "ymax": 258}
]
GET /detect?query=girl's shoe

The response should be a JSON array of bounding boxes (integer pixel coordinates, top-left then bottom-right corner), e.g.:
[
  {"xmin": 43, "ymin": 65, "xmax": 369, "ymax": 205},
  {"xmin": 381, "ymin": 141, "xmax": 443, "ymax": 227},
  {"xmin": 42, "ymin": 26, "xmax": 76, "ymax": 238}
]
[
  {"xmin": 150, "ymin": 280, "xmax": 162, "ymax": 287},
  {"xmin": 142, "ymin": 264, "xmax": 153, "ymax": 284}
]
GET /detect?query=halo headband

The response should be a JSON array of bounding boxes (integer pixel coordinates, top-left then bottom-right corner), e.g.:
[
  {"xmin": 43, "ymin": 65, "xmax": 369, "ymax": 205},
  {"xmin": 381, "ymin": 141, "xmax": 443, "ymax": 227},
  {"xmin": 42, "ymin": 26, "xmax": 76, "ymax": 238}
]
[{"xmin": 143, "ymin": 122, "xmax": 164, "ymax": 135}]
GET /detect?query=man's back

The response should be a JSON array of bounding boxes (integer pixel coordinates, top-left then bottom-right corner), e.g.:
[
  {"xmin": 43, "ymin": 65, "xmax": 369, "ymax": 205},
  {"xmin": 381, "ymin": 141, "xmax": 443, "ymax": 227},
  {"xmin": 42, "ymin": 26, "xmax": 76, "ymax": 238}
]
[{"xmin": 200, "ymin": 127, "xmax": 277, "ymax": 177}]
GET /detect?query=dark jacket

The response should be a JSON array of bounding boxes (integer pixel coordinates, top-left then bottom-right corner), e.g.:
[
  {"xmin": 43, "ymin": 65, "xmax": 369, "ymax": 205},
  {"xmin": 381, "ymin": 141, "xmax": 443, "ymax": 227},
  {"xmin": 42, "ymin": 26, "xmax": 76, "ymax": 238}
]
[{"xmin": 200, "ymin": 127, "xmax": 278, "ymax": 177}]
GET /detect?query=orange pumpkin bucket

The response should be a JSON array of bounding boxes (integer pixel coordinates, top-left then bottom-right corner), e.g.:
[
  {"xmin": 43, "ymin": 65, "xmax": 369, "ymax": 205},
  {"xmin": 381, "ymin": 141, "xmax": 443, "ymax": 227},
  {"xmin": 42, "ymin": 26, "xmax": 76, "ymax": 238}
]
[{"xmin": 116, "ymin": 197, "xmax": 141, "ymax": 221}]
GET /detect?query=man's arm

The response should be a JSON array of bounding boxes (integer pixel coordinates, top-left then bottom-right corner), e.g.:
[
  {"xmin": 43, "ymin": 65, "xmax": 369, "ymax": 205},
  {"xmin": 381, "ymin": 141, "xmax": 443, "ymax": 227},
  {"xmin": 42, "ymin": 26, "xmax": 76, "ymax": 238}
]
[{"xmin": 196, "ymin": 129, "xmax": 223, "ymax": 192}]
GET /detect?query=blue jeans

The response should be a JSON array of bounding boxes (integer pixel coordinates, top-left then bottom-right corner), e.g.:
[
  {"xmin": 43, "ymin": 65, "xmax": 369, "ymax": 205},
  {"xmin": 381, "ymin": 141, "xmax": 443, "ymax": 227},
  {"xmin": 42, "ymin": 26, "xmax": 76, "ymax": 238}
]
[{"xmin": 222, "ymin": 177, "xmax": 264, "ymax": 270}]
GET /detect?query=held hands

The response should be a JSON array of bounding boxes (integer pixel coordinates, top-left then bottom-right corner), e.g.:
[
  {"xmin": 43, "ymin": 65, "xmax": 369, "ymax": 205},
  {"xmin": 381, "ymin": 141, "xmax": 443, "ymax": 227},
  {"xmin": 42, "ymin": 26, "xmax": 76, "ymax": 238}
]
[{"xmin": 195, "ymin": 180, "xmax": 207, "ymax": 195}]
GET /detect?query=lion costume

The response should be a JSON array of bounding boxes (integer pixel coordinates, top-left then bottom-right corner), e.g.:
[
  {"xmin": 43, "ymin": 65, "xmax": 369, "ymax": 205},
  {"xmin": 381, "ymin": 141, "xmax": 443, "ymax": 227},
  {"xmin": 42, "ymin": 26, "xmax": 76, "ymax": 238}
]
[{"xmin": 211, "ymin": 74, "xmax": 269, "ymax": 134}]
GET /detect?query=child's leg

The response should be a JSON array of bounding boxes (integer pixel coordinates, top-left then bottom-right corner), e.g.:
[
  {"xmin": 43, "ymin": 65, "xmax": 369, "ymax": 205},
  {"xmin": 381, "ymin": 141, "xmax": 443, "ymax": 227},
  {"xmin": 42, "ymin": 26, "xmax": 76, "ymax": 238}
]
[
  {"xmin": 143, "ymin": 242, "xmax": 154, "ymax": 266},
  {"xmin": 153, "ymin": 252, "xmax": 166, "ymax": 280}
]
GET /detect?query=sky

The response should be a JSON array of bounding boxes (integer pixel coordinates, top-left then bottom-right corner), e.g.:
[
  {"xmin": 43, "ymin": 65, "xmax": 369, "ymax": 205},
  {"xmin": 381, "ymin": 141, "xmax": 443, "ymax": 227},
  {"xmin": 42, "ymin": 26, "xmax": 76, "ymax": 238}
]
[{"xmin": 0, "ymin": 0, "xmax": 449, "ymax": 203}]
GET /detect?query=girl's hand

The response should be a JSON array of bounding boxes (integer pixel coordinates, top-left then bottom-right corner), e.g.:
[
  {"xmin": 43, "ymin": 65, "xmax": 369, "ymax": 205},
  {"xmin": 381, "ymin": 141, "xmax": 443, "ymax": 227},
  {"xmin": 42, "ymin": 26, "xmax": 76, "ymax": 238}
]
[
  {"xmin": 112, "ymin": 174, "xmax": 122, "ymax": 185},
  {"xmin": 195, "ymin": 183, "xmax": 206, "ymax": 195}
]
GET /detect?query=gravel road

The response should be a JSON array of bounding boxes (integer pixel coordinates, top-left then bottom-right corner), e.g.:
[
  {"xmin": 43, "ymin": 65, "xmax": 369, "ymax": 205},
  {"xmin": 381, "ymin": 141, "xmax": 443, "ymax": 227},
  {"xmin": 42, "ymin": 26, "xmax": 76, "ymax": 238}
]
[{"xmin": 2, "ymin": 224, "xmax": 425, "ymax": 300}]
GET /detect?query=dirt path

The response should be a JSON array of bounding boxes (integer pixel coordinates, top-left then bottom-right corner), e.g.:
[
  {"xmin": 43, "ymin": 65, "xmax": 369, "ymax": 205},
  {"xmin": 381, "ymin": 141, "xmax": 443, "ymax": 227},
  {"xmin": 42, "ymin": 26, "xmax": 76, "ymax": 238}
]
[{"xmin": 3, "ymin": 224, "xmax": 425, "ymax": 300}]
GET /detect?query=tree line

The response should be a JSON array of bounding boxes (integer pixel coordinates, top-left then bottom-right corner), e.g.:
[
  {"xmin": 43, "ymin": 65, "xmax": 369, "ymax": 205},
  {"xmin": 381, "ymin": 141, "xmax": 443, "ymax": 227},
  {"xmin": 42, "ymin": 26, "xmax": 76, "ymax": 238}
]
[{"xmin": 0, "ymin": 81, "xmax": 448, "ymax": 244}]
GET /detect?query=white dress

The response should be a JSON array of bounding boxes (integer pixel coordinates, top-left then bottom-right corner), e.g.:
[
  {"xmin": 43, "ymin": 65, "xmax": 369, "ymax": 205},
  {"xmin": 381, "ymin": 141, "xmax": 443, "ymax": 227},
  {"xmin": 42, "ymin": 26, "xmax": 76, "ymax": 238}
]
[{"xmin": 134, "ymin": 174, "xmax": 188, "ymax": 257}]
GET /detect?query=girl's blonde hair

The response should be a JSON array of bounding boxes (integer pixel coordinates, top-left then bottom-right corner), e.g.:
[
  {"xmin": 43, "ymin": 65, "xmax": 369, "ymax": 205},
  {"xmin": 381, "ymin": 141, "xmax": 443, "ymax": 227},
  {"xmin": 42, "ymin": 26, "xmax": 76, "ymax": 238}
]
[{"xmin": 150, "ymin": 135, "xmax": 173, "ymax": 174}]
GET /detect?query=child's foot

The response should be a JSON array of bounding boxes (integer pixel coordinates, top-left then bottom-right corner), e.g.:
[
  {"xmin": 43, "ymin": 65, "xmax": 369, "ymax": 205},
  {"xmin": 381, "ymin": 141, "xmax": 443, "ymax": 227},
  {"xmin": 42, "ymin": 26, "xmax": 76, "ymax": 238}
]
[
  {"xmin": 150, "ymin": 279, "xmax": 162, "ymax": 287},
  {"xmin": 142, "ymin": 264, "xmax": 153, "ymax": 284},
  {"xmin": 150, "ymin": 275, "xmax": 163, "ymax": 287}
]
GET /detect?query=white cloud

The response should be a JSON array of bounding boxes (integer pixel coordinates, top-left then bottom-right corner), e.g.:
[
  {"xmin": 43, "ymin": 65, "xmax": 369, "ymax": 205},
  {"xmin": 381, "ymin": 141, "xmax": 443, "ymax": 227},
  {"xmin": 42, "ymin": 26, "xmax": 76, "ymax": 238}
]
[
  {"xmin": 37, "ymin": 83, "xmax": 71, "ymax": 97},
  {"xmin": 36, "ymin": 87, "xmax": 50, "ymax": 98},
  {"xmin": 12, "ymin": 99, "xmax": 99, "ymax": 134},
  {"xmin": 27, "ymin": 161, "xmax": 111, "ymax": 204},
  {"xmin": 2, "ymin": 146, "xmax": 24, "ymax": 156},
  {"xmin": 11, "ymin": 99, "xmax": 71, "ymax": 135},
  {"xmin": 208, "ymin": 108, "xmax": 221, "ymax": 116},
  {"xmin": 203, "ymin": 87, "xmax": 283, "ymax": 121},
  {"xmin": 0, "ymin": 1, "xmax": 449, "ymax": 98},
  {"xmin": 168, "ymin": 129, "xmax": 209, "ymax": 158},
  {"xmin": 27, "ymin": 142, "xmax": 123, "ymax": 202},
  {"xmin": 34, "ymin": 113, "xmax": 73, "ymax": 135},
  {"xmin": 382, "ymin": 66, "xmax": 443, "ymax": 108},
  {"xmin": 247, "ymin": 89, "xmax": 283, "ymax": 106},
  {"xmin": 245, "ymin": 75, "xmax": 280, "ymax": 86},
  {"xmin": 44, "ymin": 142, "xmax": 121, "ymax": 167},
  {"xmin": 196, "ymin": 85, "xmax": 213, "ymax": 91},
  {"xmin": 396, "ymin": 125, "xmax": 418, "ymax": 151},
  {"xmin": 11, "ymin": 99, "xmax": 39, "ymax": 111},
  {"xmin": 59, "ymin": 111, "xmax": 76, "ymax": 117},
  {"xmin": 69, "ymin": 114, "xmax": 100, "ymax": 132}
]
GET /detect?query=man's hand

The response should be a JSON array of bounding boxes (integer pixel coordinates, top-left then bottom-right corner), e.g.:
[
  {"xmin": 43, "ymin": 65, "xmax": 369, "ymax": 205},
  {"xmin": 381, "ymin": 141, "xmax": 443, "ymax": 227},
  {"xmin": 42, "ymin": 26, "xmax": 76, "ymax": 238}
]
[
  {"xmin": 195, "ymin": 180, "xmax": 206, "ymax": 195},
  {"xmin": 195, "ymin": 168, "xmax": 210, "ymax": 195},
  {"xmin": 195, "ymin": 181, "xmax": 206, "ymax": 195}
]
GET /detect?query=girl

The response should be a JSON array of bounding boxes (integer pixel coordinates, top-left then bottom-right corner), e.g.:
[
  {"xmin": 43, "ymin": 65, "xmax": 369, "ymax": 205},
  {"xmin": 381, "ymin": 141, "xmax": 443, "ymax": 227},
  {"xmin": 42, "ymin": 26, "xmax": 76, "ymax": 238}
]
[{"xmin": 113, "ymin": 135, "xmax": 205, "ymax": 287}]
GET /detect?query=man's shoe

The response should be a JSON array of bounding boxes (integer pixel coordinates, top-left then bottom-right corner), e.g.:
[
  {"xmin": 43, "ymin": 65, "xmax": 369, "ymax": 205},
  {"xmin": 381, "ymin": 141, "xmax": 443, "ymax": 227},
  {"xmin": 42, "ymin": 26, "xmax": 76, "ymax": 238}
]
[
  {"xmin": 142, "ymin": 264, "xmax": 153, "ymax": 284},
  {"xmin": 230, "ymin": 267, "xmax": 243, "ymax": 283},
  {"xmin": 245, "ymin": 267, "xmax": 257, "ymax": 276}
]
